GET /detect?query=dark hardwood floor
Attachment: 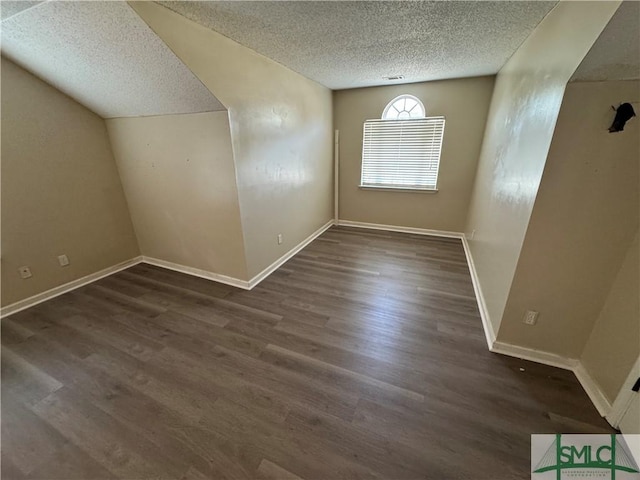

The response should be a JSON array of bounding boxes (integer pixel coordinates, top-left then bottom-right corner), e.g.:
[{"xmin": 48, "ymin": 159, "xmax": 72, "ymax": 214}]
[{"xmin": 1, "ymin": 226, "xmax": 613, "ymax": 480}]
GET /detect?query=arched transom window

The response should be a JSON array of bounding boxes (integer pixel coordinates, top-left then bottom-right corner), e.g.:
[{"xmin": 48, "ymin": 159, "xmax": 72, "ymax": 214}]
[{"xmin": 382, "ymin": 95, "xmax": 425, "ymax": 120}]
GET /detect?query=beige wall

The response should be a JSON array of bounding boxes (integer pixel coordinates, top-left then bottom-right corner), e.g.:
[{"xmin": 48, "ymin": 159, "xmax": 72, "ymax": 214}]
[
  {"xmin": 334, "ymin": 77, "xmax": 495, "ymax": 232},
  {"xmin": 106, "ymin": 112, "xmax": 248, "ymax": 280},
  {"xmin": 0, "ymin": 57, "xmax": 139, "ymax": 306},
  {"xmin": 581, "ymin": 231, "xmax": 639, "ymax": 403},
  {"xmin": 130, "ymin": 1, "xmax": 334, "ymax": 278},
  {"xmin": 498, "ymin": 80, "xmax": 639, "ymax": 359},
  {"xmin": 464, "ymin": 1, "xmax": 621, "ymax": 335}
]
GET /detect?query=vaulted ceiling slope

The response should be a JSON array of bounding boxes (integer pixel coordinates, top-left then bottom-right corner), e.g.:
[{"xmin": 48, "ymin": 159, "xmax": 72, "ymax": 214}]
[
  {"xmin": 158, "ymin": 0, "xmax": 557, "ymax": 90},
  {"xmin": 0, "ymin": 1, "xmax": 43, "ymax": 21},
  {"xmin": 572, "ymin": 1, "xmax": 640, "ymax": 82},
  {"xmin": 0, "ymin": 1, "xmax": 224, "ymax": 118}
]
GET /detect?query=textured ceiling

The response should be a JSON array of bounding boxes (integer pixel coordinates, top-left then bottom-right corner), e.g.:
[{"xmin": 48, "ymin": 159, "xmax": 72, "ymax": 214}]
[
  {"xmin": 0, "ymin": 1, "xmax": 225, "ymax": 118},
  {"xmin": 571, "ymin": 1, "xmax": 640, "ymax": 82},
  {"xmin": 158, "ymin": 0, "xmax": 557, "ymax": 90},
  {"xmin": 0, "ymin": 1, "xmax": 44, "ymax": 21}
]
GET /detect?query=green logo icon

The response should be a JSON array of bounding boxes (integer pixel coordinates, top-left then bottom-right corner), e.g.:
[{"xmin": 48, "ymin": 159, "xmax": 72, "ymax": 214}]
[{"xmin": 532, "ymin": 434, "xmax": 640, "ymax": 479}]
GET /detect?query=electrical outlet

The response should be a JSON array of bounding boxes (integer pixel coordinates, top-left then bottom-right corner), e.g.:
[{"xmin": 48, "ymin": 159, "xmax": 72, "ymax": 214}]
[
  {"xmin": 58, "ymin": 254, "xmax": 70, "ymax": 267},
  {"xmin": 277, "ymin": 234, "xmax": 283, "ymax": 245},
  {"xmin": 523, "ymin": 310, "xmax": 539, "ymax": 326},
  {"xmin": 19, "ymin": 266, "xmax": 32, "ymax": 279}
]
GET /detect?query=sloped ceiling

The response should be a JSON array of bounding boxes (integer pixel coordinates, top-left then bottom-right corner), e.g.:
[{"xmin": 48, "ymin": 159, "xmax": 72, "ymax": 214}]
[
  {"xmin": 572, "ymin": 1, "xmax": 640, "ymax": 82},
  {"xmin": 0, "ymin": 1, "xmax": 225, "ymax": 118},
  {"xmin": 158, "ymin": 0, "xmax": 557, "ymax": 90},
  {"xmin": 0, "ymin": 1, "xmax": 43, "ymax": 21}
]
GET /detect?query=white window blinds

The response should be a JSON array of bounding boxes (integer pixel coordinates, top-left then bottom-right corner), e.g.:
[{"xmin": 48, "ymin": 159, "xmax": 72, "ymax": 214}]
[{"xmin": 361, "ymin": 117, "xmax": 445, "ymax": 190}]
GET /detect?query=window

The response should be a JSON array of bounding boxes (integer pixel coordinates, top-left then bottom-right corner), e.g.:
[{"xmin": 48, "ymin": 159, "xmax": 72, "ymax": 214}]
[
  {"xmin": 361, "ymin": 95, "xmax": 445, "ymax": 191},
  {"xmin": 382, "ymin": 94, "xmax": 425, "ymax": 120}
]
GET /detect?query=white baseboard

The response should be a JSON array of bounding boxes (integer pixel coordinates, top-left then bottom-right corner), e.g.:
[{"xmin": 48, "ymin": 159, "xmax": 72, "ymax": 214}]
[
  {"xmin": 1, "ymin": 221, "xmax": 615, "ymax": 423},
  {"xmin": 490, "ymin": 340, "xmax": 578, "ymax": 371},
  {"xmin": 247, "ymin": 219, "xmax": 335, "ymax": 289},
  {"xmin": 1, "ymin": 220, "xmax": 336, "ymax": 318},
  {"xmin": 144, "ymin": 220, "xmax": 335, "ymax": 291},
  {"xmin": 141, "ymin": 256, "xmax": 251, "ymax": 290},
  {"xmin": 490, "ymin": 341, "xmax": 614, "ymax": 418},
  {"xmin": 336, "ymin": 219, "xmax": 463, "ymax": 239},
  {"xmin": 573, "ymin": 362, "xmax": 612, "ymax": 417},
  {"xmin": 0, "ymin": 256, "xmax": 143, "ymax": 318},
  {"xmin": 461, "ymin": 235, "xmax": 495, "ymax": 349},
  {"xmin": 491, "ymin": 339, "xmax": 612, "ymax": 418},
  {"xmin": 460, "ymin": 236, "xmax": 612, "ymax": 419}
]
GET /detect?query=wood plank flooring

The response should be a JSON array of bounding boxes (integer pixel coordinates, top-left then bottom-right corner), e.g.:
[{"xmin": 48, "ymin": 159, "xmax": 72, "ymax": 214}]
[{"xmin": 1, "ymin": 226, "xmax": 613, "ymax": 479}]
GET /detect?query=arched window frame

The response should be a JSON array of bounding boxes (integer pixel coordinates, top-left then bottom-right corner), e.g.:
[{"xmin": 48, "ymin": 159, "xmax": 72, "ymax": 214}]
[{"xmin": 381, "ymin": 94, "xmax": 426, "ymax": 120}]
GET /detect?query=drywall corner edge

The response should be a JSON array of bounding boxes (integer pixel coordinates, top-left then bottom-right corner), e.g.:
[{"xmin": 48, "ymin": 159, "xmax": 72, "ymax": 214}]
[
  {"xmin": 606, "ymin": 355, "xmax": 640, "ymax": 427},
  {"xmin": 143, "ymin": 219, "xmax": 335, "ymax": 292},
  {"xmin": 573, "ymin": 362, "xmax": 613, "ymax": 417},
  {"xmin": 461, "ymin": 234, "xmax": 495, "ymax": 349},
  {"xmin": 247, "ymin": 219, "xmax": 335, "ymax": 289}
]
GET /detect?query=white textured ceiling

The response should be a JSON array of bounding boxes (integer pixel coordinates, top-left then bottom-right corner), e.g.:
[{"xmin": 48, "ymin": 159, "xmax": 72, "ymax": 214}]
[
  {"xmin": 0, "ymin": 1, "xmax": 43, "ymax": 21},
  {"xmin": 572, "ymin": 1, "xmax": 640, "ymax": 82},
  {"xmin": 0, "ymin": 1, "xmax": 225, "ymax": 118},
  {"xmin": 158, "ymin": 0, "xmax": 557, "ymax": 90}
]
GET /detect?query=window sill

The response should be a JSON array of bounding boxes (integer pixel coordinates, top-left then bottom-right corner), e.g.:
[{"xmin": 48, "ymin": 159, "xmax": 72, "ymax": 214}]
[{"xmin": 358, "ymin": 185, "xmax": 439, "ymax": 194}]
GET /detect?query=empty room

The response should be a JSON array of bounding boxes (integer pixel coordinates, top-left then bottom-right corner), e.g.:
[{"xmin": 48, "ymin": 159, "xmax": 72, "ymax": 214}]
[{"xmin": 1, "ymin": 1, "xmax": 639, "ymax": 479}]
